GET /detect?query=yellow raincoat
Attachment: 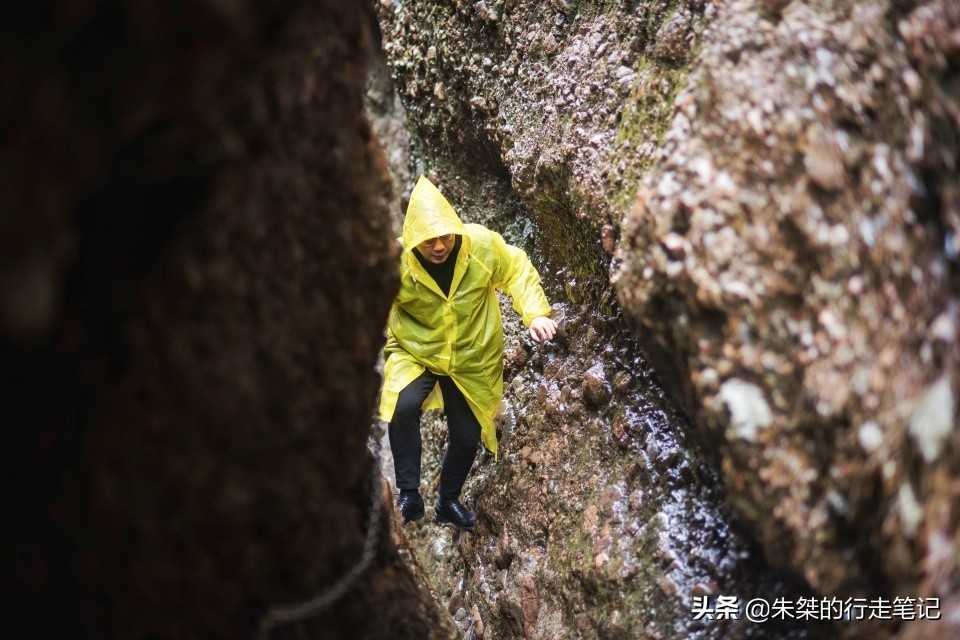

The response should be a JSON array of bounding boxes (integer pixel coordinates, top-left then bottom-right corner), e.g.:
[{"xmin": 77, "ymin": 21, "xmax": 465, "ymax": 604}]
[{"xmin": 377, "ymin": 176, "xmax": 552, "ymax": 457}]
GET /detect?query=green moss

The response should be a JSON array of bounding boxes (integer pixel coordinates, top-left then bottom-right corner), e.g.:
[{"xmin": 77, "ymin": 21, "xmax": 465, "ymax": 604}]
[
  {"xmin": 569, "ymin": 0, "xmax": 621, "ymax": 20},
  {"xmin": 525, "ymin": 163, "xmax": 611, "ymax": 303},
  {"xmin": 609, "ymin": 55, "xmax": 690, "ymax": 212}
]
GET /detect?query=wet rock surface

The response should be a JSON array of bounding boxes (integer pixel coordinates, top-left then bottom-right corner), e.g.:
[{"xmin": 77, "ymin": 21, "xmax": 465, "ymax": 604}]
[
  {"xmin": 375, "ymin": 0, "xmax": 959, "ymax": 638},
  {"xmin": 370, "ymin": 22, "xmax": 822, "ymax": 633},
  {"xmin": 377, "ymin": 298, "xmax": 819, "ymax": 639},
  {"xmin": 613, "ymin": 0, "xmax": 960, "ymax": 622}
]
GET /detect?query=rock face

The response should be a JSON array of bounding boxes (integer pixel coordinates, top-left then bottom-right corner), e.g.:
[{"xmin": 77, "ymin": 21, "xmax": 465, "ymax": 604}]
[
  {"xmin": 613, "ymin": 0, "xmax": 960, "ymax": 616},
  {"xmin": 377, "ymin": 0, "xmax": 708, "ymax": 292},
  {"xmin": 374, "ymin": 0, "xmax": 960, "ymax": 638},
  {"xmin": 375, "ymin": 2, "xmax": 819, "ymax": 639},
  {"xmin": 6, "ymin": 2, "xmax": 449, "ymax": 638}
]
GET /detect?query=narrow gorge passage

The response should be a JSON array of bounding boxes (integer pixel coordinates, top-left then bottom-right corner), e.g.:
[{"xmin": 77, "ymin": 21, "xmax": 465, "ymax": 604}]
[
  {"xmin": 367, "ymin": 13, "xmax": 820, "ymax": 640},
  {"xmin": 369, "ymin": 1, "xmax": 958, "ymax": 639},
  {"xmin": 7, "ymin": 1, "xmax": 957, "ymax": 639}
]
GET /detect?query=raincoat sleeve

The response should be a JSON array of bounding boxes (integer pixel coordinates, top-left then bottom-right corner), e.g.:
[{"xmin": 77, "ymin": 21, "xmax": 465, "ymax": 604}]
[{"xmin": 490, "ymin": 230, "xmax": 552, "ymax": 328}]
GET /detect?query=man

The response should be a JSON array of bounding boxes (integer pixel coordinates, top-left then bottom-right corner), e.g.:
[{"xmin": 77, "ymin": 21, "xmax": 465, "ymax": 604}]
[{"xmin": 378, "ymin": 176, "xmax": 557, "ymax": 530}]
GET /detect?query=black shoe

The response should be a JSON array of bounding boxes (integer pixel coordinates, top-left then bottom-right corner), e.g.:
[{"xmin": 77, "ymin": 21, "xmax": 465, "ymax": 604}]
[
  {"xmin": 435, "ymin": 499, "xmax": 476, "ymax": 531},
  {"xmin": 397, "ymin": 492, "xmax": 424, "ymax": 523}
]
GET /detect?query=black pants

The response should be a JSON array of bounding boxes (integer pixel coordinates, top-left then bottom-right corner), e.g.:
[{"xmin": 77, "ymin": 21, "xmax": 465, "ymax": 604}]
[{"xmin": 388, "ymin": 369, "xmax": 481, "ymax": 502}]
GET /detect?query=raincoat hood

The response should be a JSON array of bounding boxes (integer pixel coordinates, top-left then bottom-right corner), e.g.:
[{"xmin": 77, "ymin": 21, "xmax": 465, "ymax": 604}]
[{"xmin": 402, "ymin": 176, "xmax": 466, "ymax": 251}]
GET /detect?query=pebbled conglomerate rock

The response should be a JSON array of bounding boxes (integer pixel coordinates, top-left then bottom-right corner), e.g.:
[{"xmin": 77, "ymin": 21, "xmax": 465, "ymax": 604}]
[
  {"xmin": 613, "ymin": 1, "xmax": 960, "ymax": 634},
  {"xmin": 377, "ymin": 0, "xmax": 710, "ymax": 295},
  {"xmin": 377, "ymin": 0, "xmax": 959, "ymax": 638}
]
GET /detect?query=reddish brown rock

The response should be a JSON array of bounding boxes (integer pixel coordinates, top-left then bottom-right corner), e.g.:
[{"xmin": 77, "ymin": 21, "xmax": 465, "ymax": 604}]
[
  {"xmin": 613, "ymin": 1, "xmax": 960, "ymax": 628},
  {"xmin": 5, "ymin": 2, "xmax": 450, "ymax": 638}
]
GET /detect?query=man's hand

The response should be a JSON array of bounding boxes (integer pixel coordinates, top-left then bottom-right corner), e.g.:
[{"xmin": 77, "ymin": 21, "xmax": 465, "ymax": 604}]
[{"xmin": 529, "ymin": 316, "xmax": 558, "ymax": 343}]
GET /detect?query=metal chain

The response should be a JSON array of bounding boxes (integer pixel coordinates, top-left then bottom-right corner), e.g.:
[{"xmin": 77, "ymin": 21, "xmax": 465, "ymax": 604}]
[{"xmin": 258, "ymin": 451, "xmax": 384, "ymax": 639}]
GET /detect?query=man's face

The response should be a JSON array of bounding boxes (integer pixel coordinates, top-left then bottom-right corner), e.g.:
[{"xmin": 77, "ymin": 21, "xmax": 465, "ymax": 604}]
[{"xmin": 416, "ymin": 233, "xmax": 456, "ymax": 264}]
